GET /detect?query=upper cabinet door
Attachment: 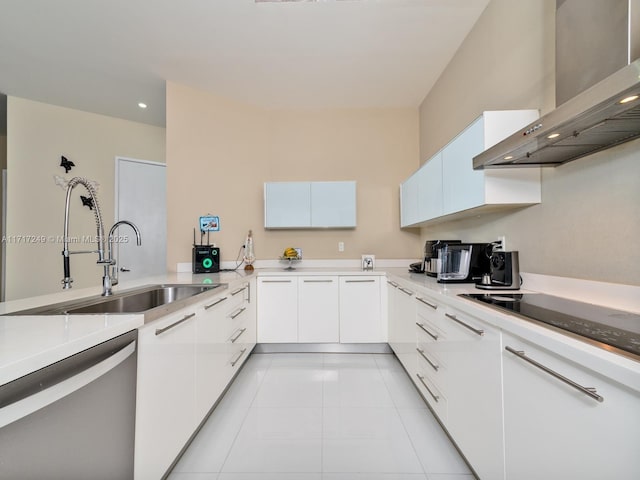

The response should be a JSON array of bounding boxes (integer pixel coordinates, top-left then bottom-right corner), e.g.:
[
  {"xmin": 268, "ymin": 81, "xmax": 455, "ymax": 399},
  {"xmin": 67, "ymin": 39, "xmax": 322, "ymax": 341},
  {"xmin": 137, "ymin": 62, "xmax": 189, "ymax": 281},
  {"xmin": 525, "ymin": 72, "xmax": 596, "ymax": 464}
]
[
  {"xmin": 264, "ymin": 182, "xmax": 311, "ymax": 228},
  {"xmin": 442, "ymin": 117, "xmax": 485, "ymax": 215},
  {"xmin": 264, "ymin": 181, "xmax": 357, "ymax": 229},
  {"xmin": 400, "ymin": 171, "xmax": 420, "ymax": 227},
  {"xmin": 418, "ymin": 152, "xmax": 443, "ymax": 221},
  {"xmin": 311, "ymin": 181, "xmax": 356, "ymax": 228}
]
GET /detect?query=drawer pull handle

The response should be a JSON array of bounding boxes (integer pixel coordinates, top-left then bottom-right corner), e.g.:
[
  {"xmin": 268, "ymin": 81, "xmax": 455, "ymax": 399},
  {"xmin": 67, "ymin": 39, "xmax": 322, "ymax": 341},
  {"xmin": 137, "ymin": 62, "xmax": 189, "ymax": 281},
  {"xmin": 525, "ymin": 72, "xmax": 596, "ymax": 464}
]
[
  {"xmin": 505, "ymin": 346, "xmax": 604, "ymax": 403},
  {"xmin": 416, "ymin": 297, "xmax": 437, "ymax": 309},
  {"xmin": 416, "ymin": 374, "xmax": 439, "ymax": 403},
  {"xmin": 204, "ymin": 296, "xmax": 228, "ymax": 310},
  {"xmin": 416, "ymin": 322, "xmax": 438, "ymax": 341},
  {"xmin": 230, "ymin": 328, "xmax": 247, "ymax": 343},
  {"xmin": 230, "ymin": 306, "xmax": 247, "ymax": 320},
  {"xmin": 345, "ymin": 279, "xmax": 376, "ymax": 283},
  {"xmin": 230, "ymin": 348, "xmax": 248, "ymax": 367},
  {"xmin": 262, "ymin": 280, "xmax": 292, "ymax": 283},
  {"xmin": 231, "ymin": 285, "xmax": 248, "ymax": 296},
  {"xmin": 416, "ymin": 347, "xmax": 439, "ymax": 371},
  {"xmin": 387, "ymin": 281, "xmax": 399, "ymax": 287},
  {"xmin": 155, "ymin": 312, "xmax": 196, "ymax": 336},
  {"xmin": 398, "ymin": 287, "xmax": 414, "ymax": 296},
  {"xmin": 445, "ymin": 313, "xmax": 484, "ymax": 336},
  {"xmin": 303, "ymin": 279, "xmax": 334, "ymax": 283}
]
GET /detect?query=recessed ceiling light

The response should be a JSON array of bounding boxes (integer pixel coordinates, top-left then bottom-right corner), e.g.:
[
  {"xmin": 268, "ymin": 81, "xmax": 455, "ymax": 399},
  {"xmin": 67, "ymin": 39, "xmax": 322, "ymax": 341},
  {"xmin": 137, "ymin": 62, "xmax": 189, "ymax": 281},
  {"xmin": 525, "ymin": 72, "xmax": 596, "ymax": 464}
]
[
  {"xmin": 138, "ymin": 102, "xmax": 148, "ymax": 109},
  {"xmin": 547, "ymin": 133, "xmax": 560, "ymax": 139},
  {"xmin": 619, "ymin": 95, "xmax": 639, "ymax": 104},
  {"xmin": 504, "ymin": 155, "xmax": 513, "ymax": 160}
]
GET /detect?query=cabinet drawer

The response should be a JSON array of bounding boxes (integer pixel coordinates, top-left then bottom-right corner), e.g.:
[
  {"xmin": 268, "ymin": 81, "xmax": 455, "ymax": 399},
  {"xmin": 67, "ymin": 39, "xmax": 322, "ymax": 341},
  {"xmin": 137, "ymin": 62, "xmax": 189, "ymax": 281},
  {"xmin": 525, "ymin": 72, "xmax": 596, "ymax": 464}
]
[{"xmin": 414, "ymin": 369, "xmax": 448, "ymax": 423}]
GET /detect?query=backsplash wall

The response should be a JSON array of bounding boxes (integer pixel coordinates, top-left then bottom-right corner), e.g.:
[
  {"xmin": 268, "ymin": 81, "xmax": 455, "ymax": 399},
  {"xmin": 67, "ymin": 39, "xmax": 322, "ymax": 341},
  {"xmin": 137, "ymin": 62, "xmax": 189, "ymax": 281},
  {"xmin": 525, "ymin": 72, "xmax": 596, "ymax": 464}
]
[{"xmin": 418, "ymin": 0, "xmax": 640, "ymax": 286}]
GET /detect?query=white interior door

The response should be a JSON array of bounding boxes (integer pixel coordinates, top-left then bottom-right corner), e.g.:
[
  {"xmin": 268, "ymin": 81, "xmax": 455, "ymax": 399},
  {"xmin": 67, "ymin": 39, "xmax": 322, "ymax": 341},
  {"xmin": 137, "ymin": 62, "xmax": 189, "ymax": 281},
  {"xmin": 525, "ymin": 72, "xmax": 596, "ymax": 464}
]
[{"xmin": 115, "ymin": 157, "xmax": 166, "ymax": 282}]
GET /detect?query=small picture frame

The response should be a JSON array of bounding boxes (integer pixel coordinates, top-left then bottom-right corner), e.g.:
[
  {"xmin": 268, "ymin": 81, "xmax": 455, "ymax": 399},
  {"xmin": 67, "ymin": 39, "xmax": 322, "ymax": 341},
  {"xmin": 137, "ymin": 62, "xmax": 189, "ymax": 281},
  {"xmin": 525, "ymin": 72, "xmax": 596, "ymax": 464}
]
[{"xmin": 199, "ymin": 215, "xmax": 220, "ymax": 232}]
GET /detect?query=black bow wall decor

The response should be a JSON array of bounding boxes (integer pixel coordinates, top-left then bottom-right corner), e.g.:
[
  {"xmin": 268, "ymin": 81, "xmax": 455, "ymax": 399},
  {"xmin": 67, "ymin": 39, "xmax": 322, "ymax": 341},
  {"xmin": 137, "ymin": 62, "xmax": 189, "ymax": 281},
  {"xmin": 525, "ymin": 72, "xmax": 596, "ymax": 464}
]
[
  {"xmin": 80, "ymin": 195, "xmax": 94, "ymax": 210},
  {"xmin": 60, "ymin": 155, "xmax": 75, "ymax": 173}
]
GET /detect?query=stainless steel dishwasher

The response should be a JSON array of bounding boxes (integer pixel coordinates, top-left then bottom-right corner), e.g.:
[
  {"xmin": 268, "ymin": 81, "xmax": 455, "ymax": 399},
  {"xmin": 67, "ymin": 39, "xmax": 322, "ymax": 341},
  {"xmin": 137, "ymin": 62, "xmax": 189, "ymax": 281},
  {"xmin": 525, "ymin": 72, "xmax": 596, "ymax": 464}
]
[{"xmin": 0, "ymin": 329, "xmax": 137, "ymax": 480}]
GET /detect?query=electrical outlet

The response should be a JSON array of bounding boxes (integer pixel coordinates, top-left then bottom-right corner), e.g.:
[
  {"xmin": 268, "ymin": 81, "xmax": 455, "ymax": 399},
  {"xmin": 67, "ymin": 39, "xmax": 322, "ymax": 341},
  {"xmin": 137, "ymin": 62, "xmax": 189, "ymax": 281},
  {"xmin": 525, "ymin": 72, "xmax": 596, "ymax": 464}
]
[
  {"xmin": 497, "ymin": 236, "xmax": 506, "ymax": 251},
  {"xmin": 338, "ymin": 241, "xmax": 345, "ymax": 252},
  {"xmin": 361, "ymin": 254, "xmax": 375, "ymax": 270}
]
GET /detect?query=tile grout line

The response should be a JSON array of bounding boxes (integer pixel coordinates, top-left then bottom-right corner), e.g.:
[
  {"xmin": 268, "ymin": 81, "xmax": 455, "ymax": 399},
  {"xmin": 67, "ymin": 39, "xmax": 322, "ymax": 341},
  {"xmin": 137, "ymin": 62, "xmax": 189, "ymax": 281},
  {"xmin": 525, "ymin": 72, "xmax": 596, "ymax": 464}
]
[
  {"xmin": 216, "ymin": 354, "xmax": 274, "ymax": 476},
  {"xmin": 376, "ymin": 355, "xmax": 431, "ymax": 479}
]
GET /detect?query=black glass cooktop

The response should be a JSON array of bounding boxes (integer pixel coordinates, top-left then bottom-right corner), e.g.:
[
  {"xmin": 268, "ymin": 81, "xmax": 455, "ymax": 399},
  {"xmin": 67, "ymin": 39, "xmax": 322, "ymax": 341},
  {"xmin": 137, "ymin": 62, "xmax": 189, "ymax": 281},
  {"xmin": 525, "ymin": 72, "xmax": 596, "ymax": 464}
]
[{"xmin": 460, "ymin": 293, "xmax": 640, "ymax": 360}]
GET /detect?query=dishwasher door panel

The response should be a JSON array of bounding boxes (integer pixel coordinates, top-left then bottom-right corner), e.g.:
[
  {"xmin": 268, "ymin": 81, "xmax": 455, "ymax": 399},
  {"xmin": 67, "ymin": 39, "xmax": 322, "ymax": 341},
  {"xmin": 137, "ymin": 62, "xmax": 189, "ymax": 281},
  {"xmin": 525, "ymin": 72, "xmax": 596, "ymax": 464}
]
[{"xmin": 0, "ymin": 331, "xmax": 137, "ymax": 480}]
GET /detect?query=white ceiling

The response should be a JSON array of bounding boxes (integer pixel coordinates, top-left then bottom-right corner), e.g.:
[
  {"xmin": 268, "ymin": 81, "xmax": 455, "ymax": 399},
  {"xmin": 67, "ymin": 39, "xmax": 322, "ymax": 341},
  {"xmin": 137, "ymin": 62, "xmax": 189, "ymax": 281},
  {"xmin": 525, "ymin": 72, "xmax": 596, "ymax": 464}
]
[{"xmin": 0, "ymin": 0, "xmax": 489, "ymax": 127}]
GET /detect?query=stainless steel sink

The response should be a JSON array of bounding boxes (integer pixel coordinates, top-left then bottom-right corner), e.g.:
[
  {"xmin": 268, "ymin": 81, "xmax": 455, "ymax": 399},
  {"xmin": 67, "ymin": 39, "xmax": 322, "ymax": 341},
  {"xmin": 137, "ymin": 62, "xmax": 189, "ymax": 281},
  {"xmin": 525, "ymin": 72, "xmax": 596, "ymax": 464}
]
[{"xmin": 4, "ymin": 283, "xmax": 226, "ymax": 323}]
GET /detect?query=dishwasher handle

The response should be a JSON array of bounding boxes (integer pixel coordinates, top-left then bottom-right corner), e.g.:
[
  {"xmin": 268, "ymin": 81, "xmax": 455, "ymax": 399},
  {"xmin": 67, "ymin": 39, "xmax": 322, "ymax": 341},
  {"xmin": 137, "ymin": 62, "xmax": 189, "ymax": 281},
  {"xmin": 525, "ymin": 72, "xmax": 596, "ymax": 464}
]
[{"xmin": 0, "ymin": 333, "xmax": 137, "ymax": 429}]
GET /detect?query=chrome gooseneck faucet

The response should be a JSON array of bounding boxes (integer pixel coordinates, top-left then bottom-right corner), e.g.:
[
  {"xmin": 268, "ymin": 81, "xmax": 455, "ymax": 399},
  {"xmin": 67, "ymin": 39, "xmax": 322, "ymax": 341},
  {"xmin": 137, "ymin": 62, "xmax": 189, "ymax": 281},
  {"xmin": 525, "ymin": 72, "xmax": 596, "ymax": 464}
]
[
  {"xmin": 61, "ymin": 177, "xmax": 142, "ymax": 296},
  {"xmin": 104, "ymin": 220, "xmax": 142, "ymax": 296}
]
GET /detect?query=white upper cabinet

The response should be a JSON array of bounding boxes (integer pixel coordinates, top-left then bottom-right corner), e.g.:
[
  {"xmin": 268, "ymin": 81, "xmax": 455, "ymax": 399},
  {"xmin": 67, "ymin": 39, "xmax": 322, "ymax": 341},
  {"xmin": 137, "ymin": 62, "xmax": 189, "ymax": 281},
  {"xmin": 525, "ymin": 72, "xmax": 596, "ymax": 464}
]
[
  {"xmin": 264, "ymin": 182, "xmax": 311, "ymax": 228},
  {"xmin": 401, "ymin": 110, "xmax": 541, "ymax": 227},
  {"xmin": 264, "ymin": 181, "xmax": 356, "ymax": 229}
]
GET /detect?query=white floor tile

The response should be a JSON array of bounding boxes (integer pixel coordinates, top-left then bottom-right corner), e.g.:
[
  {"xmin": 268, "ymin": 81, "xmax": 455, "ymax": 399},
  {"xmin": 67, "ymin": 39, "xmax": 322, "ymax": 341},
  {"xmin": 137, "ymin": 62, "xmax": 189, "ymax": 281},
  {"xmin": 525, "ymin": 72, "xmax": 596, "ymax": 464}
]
[
  {"xmin": 426, "ymin": 475, "xmax": 475, "ymax": 480},
  {"xmin": 323, "ymin": 353, "xmax": 379, "ymax": 369},
  {"xmin": 323, "ymin": 407, "xmax": 424, "ymax": 474},
  {"xmin": 269, "ymin": 352, "xmax": 324, "ymax": 367},
  {"xmin": 379, "ymin": 368, "xmax": 428, "ymax": 409},
  {"xmin": 324, "ymin": 367, "xmax": 394, "ymax": 408},
  {"xmin": 218, "ymin": 474, "xmax": 321, "ymax": 480},
  {"xmin": 396, "ymin": 408, "xmax": 471, "ymax": 475},
  {"xmin": 216, "ymin": 361, "xmax": 270, "ymax": 410},
  {"xmin": 252, "ymin": 367, "xmax": 324, "ymax": 408},
  {"xmin": 173, "ymin": 407, "xmax": 248, "ymax": 473},
  {"xmin": 373, "ymin": 354, "xmax": 406, "ymax": 372},
  {"xmin": 167, "ymin": 474, "xmax": 218, "ymax": 480},
  {"xmin": 323, "ymin": 474, "xmax": 428, "ymax": 480},
  {"xmin": 221, "ymin": 407, "xmax": 322, "ymax": 473}
]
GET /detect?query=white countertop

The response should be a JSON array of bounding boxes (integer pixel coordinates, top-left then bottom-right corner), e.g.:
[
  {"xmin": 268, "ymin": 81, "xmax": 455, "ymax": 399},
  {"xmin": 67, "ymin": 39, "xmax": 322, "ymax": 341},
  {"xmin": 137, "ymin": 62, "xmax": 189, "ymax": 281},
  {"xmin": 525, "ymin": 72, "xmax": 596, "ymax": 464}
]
[
  {"xmin": 0, "ymin": 270, "xmax": 255, "ymax": 386},
  {"xmin": 2, "ymin": 265, "xmax": 638, "ymax": 388}
]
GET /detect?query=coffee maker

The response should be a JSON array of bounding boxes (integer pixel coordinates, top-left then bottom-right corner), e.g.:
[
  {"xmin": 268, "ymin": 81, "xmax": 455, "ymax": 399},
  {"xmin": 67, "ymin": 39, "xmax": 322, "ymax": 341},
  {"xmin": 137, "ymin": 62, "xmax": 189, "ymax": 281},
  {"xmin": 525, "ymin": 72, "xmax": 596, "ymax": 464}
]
[
  {"xmin": 423, "ymin": 240, "xmax": 461, "ymax": 277},
  {"xmin": 437, "ymin": 243, "xmax": 491, "ymax": 283},
  {"xmin": 476, "ymin": 251, "xmax": 521, "ymax": 290}
]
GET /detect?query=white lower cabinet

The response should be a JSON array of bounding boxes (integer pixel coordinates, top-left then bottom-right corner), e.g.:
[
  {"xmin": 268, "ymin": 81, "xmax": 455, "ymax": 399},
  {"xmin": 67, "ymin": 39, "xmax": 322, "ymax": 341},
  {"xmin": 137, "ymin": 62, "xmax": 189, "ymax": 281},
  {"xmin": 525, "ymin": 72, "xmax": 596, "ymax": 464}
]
[
  {"xmin": 298, "ymin": 276, "xmax": 339, "ymax": 342},
  {"xmin": 438, "ymin": 306, "xmax": 505, "ymax": 480},
  {"xmin": 339, "ymin": 276, "xmax": 384, "ymax": 343},
  {"xmin": 135, "ymin": 307, "xmax": 198, "ymax": 480},
  {"xmin": 387, "ymin": 280, "xmax": 417, "ymax": 374},
  {"xmin": 135, "ymin": 280, "xmax": 256, "ymax": 480},
  {"xmin": 256, "ymin": 277, "xmax": 298, "ymax": 342},
  {"xmin": 502, "ymin": 331, "xmax": 640, "ymax": 480}
]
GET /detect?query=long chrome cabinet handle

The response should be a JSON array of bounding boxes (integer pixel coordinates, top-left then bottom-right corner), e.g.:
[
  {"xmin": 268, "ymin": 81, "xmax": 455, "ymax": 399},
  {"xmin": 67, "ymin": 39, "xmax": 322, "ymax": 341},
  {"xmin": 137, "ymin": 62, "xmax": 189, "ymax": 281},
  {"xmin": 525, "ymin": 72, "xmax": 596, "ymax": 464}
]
[
  {"xmin": 261, "ymin": 280, "xmax": 292, "ymax": 283},
  {"xmin": 230, "ymin": 328, "xmax": 247, "ymax": 343},
  {"xmin": 204, "ymin": 296, "xmax": 228, "ymax": 310},
  {"xmin": 416, "ymin": 373, "xmax": 439, "ymax": 403},
  {"xmin": 387, "ymin": 280, "xmax": 399, "ymax": 287},
  {"xmin": 445, "ymin": 313, "xmax": 484, "ymax": 336},
  {"xmin": 416, "ymin": 297, "xmax": 437, "ymax": 310},
  {"xmin": 345, "ymin": 279, "xmax": 376, "ymax": 283},
  {"xmin": 398, "ymin": 287, "xmax": 414, "ymax": 296},
  {"xmin": 155, "ymin": 312, "xmax": 196, "ymax": 336},
  {"xmin": 231, "ymin": 285, "xmax": 248, "ymax": 296},
  {"xmin": 416, "ymin": 347, "xmax": 439, "ymax": 371},
  {"xmin": 416, "ymin": 322, "xmax": 438, "ymax": 341},
  {"xmin": 230, "ymin": 306, "xmax": 247, "ymax": 319},
  {"xmin": 230, "ymin": 348, "xmax": 248, "ymax": 367},
  {"xmin": 303, "ymin": 279, "xmax": 334, "ymax": 283},
  {"xmin": 505, "ymin": 346, "xmax": 604, "ymax": 403}
]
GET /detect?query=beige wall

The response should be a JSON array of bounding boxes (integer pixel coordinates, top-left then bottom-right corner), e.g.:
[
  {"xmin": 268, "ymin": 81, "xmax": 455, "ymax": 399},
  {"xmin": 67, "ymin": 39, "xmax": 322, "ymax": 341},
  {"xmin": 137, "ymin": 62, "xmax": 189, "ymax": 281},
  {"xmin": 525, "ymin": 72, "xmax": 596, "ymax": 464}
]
[
  {"xmin": 6, "ymin": 97, "xmax": 166, "ymax": 300},
  {"xmin": 418, "ymin": 0, "xmax": 640, "ymax": 286},
  {"xmin": 166, "ymin": 82, "xmax": 421, "ymax": 270}
]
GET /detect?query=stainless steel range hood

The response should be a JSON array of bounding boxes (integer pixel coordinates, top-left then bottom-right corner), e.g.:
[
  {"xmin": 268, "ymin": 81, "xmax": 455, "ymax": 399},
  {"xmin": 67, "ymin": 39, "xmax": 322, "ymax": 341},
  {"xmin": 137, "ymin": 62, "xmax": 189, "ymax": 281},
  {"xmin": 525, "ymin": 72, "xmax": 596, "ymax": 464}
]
[{"xmin": 474, "ymin": 0, "xmax": 640, "ymax": 169}]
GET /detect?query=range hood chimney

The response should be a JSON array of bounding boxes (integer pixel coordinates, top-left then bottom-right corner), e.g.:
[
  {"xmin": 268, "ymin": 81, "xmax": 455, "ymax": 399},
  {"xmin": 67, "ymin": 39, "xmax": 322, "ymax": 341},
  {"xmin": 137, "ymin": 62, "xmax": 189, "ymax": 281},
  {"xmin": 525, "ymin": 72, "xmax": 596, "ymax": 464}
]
[{"xmin": 473, "ymin": 0, "xmax": 640, "ymax": 169}]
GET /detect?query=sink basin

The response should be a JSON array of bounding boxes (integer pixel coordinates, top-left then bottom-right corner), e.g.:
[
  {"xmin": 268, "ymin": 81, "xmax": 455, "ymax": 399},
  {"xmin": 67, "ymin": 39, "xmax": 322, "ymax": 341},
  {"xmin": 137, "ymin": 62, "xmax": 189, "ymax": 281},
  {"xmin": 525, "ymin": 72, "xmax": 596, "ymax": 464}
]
[
  {"xmin": 65, "ymin": 285, "xmax": 215, "ymax": 314},
  {"xmin": 4, "ymin": 283, "xmax": 226, "ymax": 322}
]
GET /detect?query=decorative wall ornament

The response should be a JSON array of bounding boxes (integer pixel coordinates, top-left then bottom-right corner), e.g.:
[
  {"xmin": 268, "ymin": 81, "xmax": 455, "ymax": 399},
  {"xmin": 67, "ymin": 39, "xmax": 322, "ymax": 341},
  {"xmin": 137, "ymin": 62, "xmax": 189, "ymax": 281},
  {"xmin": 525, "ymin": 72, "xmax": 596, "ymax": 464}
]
[
  {"xmin": 80, "ymin": 195, "xmax": 94, "ymax": 210},
  {"xmin": 60, "ymin": 155, "xmax": 75, "ymax": 173}
]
